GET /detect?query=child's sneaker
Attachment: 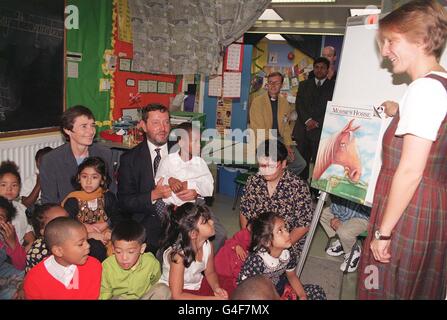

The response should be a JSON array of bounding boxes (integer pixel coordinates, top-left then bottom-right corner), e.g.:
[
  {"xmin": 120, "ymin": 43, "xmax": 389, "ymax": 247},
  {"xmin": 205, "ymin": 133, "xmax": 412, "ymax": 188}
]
[
  {"xmin": 326, "ymin": 239, "xmax": 344, "ymax": 257},
  {"xmin": 340, "ymin": 243, "xmax": 361, "ymax": 273}
]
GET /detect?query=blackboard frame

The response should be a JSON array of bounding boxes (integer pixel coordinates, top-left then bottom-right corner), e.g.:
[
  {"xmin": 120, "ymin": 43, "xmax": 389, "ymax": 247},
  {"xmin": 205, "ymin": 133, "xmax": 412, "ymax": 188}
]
[{"xmin": 0, "ymin": 0, "xmax": 65, "ymax": 137}]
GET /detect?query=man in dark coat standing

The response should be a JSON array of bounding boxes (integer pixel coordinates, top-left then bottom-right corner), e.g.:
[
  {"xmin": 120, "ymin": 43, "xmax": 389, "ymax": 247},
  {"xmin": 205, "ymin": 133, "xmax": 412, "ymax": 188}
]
[{"xmin": 294, "ymin": 57, "xmax": 335, "ymax": 180}]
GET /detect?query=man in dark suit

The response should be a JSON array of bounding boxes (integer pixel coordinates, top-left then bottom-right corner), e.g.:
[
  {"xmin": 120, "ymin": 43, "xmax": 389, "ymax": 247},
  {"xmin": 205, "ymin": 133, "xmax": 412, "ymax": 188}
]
[
  {"xmin": 294, "ymin": 57, "xmax": 335, "ymax": 180},
  {"xmin": 117, "ymin": 104, "xmax": 226, "ymax": 254}
]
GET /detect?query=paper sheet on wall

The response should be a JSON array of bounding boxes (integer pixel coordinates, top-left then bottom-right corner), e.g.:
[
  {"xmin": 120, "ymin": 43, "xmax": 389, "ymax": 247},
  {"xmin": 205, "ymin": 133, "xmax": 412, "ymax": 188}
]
[
  {"xmin": 138, "ymin": 80, "xmax": 148, "ymax": 93},
  {"xmin": 148, "ymin": 80, "xmax": 157, "ymax": 93},
  {"xmin": 99, "ymin": 78, "xmax": 110, "ymax": 91},
  {"xmin": 166, "ymin": 82, "xmax": 174, "ymax": 94},
  {"xmin": 67, "ymin": 61, "xmax": 78, "ymax": 78},
  {"xmin": 215, "ymin": 98, "xmax": 232, "ymax": 135},
  {"xmin": 157, "ymin": 82, "xmax": 167, "ymax": 93},
  {"xmin": 223, "ymin": 72, "xmax": 241, "ymax": 98},
  {"xmin": 208, "ymin": 75, "xmax": 222, "ymax": 97},
  {"xmin": 225, "ymin": 44, "xmax": 242, "ymax": 71},
  {"xmin": 119, "ymin": 58, "xmax": 131, "ymax": 71}
]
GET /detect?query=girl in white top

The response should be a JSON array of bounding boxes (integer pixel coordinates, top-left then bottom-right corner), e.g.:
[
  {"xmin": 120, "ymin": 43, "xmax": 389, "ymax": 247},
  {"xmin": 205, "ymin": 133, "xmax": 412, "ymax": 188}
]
[
  {"xmin": 158, "ymin": 203, "xmax": 228, "ymax": 300},
  {"xmin": 0, "ymin": 161, "xmax": 35, "ymax": 252},
  {"xmin": 155, "ymin": 122, "xmax": 213, "ymax": 206}
]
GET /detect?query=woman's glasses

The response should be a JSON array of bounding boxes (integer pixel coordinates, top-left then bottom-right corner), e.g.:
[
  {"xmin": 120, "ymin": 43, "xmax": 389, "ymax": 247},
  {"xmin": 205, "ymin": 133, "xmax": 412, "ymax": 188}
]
[{"xmin": 258, "ymin": 162, "xmax": 280, "ymax": 169}]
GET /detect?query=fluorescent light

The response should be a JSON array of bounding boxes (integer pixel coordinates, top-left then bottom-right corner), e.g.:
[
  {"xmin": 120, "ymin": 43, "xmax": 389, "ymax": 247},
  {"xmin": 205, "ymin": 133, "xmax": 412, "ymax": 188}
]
[
  {"xmin": 350, "ymin": 8, "xmax": 381, "ymax": 16},
  {"xmin": 271, "ymin": 0, "xmax": 336, "ymax": 3},
  {"xmin": 265, "ymin": 34, "xmax": 286, "ymax": 41},
  {"xmin": 258, "ymin": 9, "xmax": 284, "ymax": 21}
]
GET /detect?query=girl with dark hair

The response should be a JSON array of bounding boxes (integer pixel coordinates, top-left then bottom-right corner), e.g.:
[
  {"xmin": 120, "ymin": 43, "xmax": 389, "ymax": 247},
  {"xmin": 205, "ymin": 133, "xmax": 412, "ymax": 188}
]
[
  {"xmin": 0, "ymin": 196, "xmax": 25, "ymax": 299},
  {"xmin": 62, "ymin": 156, "xmax": 119, "ymax": 262},
  {"xmin": 26, "ymin": 204, "xmax": 68, "ymax": 272},
  {"xmin": 158, "ymin": 202, "xmax": 232, "ymax": 299},
  {"xmin": 0, "ymin": 161, "xmax": 35, "ymax": 252},
  {"xmin": 237, "ymin": 211, "xmax": 326, "ymax": 300}
]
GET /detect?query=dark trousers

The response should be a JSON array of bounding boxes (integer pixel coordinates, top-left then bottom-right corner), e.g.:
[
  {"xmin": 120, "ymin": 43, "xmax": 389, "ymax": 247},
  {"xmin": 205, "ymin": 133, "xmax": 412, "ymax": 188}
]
[
  {"xmin": 141, "ymin": 213, "xmax": 163, "ymax": 255},
  {"xmin": 296, "ymin": 137, "xmax": 320, "ymax": 181}
]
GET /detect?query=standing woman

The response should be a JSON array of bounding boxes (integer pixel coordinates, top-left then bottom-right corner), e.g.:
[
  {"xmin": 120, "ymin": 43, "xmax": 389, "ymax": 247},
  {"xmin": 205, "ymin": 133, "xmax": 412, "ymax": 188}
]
[{"xmin": 358, "ymin": 0, "xmax": 447, "ymax": 299}]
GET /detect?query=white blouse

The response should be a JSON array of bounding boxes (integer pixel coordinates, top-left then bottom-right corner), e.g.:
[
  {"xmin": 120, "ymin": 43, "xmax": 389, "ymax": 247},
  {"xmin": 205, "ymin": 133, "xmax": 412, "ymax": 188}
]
[
  {"xmin": 396, "ymin": 71, "xmax": 447, "ymax": 141},
  {"xmin": 159, "ymin": 240, "xmax": 211, "ymax": 290}
]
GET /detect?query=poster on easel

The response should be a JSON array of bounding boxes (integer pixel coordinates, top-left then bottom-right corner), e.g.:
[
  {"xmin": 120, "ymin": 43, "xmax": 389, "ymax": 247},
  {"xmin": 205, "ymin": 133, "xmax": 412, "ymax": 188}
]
[{"xmin": 310, "ymin": 102, "xmax": 392, "ymax": 206}]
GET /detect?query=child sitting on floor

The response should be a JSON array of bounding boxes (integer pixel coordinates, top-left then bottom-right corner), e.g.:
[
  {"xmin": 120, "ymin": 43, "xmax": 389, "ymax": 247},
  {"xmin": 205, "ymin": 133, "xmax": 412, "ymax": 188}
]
[
  {"xmin": 320, "ymin": 195, "xmax": 370, "ymax": 272},
  {"xmin": 0, "ymin": 161, "xmax": 35, "ymax": 252},
  {"xmin": 157, "ymin": 202, "xmax": 232, "ymax": 299},
  {"xmin": 238, "ymin": 211, "xmax": 326, "ymax": 300},
  {"xmin": 100, "ymin": 220, "xmax": 170, "ymax": 300},
  {"xmin": 0, "ymin": 196, "xmax": 26, "ymax": 299},
  {"xmin": 24, "ymin": 217, "xmax": 102, "ymax": 299},
  {"xmin": 26, "ymin": 204, "xmax": 69, "ymax": 272},
  {"xmin": 62, "ymin": 156, "xmax": 119, "ymax": 262}
]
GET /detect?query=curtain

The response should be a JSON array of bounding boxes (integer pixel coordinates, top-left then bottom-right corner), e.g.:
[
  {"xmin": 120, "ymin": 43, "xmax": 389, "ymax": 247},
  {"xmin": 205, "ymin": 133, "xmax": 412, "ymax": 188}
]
[
  {"xmin": 282, "ymin": 34, "xmax": 322, "ymax": 60},
  {"xmin": 128, "ymin": 0, "xmax": 270, "ymax": 75}
]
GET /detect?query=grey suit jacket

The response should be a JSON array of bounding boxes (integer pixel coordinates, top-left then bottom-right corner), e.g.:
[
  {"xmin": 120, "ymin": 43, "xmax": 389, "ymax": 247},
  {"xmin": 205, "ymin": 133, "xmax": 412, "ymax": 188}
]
[{"xmin": 40, "ymin": 142, "xmax": 116, "ymax": 204}]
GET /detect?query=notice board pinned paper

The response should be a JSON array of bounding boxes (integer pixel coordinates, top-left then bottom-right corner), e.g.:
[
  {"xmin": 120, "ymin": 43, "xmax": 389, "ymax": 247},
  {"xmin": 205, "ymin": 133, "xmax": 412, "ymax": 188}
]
[
  {"xmin": 223, "ymin": 72, "xmax": 241, "ymax": 98},
  {"xmin": 67, "ymin": 61, "xmax": 78, "ymax": 78}
]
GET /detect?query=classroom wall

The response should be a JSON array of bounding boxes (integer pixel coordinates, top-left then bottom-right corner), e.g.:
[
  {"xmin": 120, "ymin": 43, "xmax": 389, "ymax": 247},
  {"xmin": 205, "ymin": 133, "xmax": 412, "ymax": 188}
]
[
  {"xmin": 203, "ymin": 44, "xmax": 252, "ymax": 134},
  {"xmin": 249, "ymin": 39, "xmax": 314, "ymax": 108},
  {"xmin": 66, "ymin": 0, "xmax": 181, "ymax": 131},
  {"xmin": 65, "ymin": 0, "xmax": 113, "ymax": 130}
]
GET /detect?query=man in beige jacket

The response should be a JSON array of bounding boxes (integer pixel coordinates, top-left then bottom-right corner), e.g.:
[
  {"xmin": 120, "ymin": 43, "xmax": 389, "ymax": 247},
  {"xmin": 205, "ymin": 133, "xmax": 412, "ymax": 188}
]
[{"xmin": 249, "ymin": 72, "xmax": 306, "ymax": 175}]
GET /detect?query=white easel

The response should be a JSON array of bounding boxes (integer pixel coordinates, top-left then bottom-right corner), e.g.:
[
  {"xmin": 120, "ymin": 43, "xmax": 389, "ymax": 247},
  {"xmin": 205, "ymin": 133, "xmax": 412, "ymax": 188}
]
[{"xmin": 296, "ymin": 191, "xmax": 328, "ymax": 277}]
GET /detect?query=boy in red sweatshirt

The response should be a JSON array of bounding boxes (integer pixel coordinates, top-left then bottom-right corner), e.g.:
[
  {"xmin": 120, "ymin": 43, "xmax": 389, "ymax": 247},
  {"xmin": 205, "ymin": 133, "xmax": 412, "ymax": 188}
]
[{"xmin": 24, "ymin": 217, "xmax": 101, "ymax": 299}]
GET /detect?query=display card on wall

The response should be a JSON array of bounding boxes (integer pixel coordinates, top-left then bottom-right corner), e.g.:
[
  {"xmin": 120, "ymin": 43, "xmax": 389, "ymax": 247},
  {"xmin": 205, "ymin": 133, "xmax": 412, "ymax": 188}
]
[
  {"xmin": 119, "ymin": 58, "xmax": 132, "ymax": 71},
  {"xmin": 166, "ymin": 82, "xmax": 174, "ymax": 94},
  {"xmin": 224, "ymin": 43, "xmax": 243, "ymax": 72},
  {"xmin": 223, "ymin": 72, "xmax": 241, "ymax": 98},
  {"xmin": 138, "ymin": 80, "xmax": 148, "ymax": 93},
  {"xmin": 208, "ymin": 75, "xmax": 222, "ymax": 97},
  {"xmin": 148, "ymin": 80, "xmax": 158, "ymax": 93},
  {"xmin": 215, "ymin": 98, "xmax": 233, "ymax": 134},
  {"xmin": 157, "ymin": 81, "xmax": 167, "ymax": 93}
]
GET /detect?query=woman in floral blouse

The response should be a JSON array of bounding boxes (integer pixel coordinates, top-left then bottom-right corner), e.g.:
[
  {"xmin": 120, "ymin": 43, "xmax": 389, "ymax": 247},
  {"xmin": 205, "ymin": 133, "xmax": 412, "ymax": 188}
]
[{"xmin": 239, "ymin": 139, "xmax": 313, "ymax": 260}]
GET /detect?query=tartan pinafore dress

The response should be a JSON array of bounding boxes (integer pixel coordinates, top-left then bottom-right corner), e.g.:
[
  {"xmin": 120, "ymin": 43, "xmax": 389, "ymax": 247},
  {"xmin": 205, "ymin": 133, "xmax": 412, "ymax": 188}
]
[{"xmin": 358, "ymin": 74, "xmax": 447, "ymax": 300}]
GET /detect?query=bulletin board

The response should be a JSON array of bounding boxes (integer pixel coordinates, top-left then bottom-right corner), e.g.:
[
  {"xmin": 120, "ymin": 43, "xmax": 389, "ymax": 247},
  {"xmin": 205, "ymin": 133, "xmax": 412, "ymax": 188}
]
[
  {"xmin": 112, "ymin": 5, "xmax": 179, "ymax": 121},
  {"xmin": 0, "ymin": 0, "xmax": 64, "ymax": 135}
]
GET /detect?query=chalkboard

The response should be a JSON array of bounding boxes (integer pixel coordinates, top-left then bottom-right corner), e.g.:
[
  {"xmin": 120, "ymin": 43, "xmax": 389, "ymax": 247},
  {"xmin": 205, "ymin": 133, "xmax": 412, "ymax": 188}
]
[{"xmin": 0, "ymin": 0, "xmax": 64, "ymax": 133}]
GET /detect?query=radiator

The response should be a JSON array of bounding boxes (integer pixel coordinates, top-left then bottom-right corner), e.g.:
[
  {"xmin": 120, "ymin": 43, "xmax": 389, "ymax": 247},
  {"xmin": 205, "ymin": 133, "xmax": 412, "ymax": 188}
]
[{"xmin": 0, "ymin": 133, "xmax": 64, "ymax": 182}]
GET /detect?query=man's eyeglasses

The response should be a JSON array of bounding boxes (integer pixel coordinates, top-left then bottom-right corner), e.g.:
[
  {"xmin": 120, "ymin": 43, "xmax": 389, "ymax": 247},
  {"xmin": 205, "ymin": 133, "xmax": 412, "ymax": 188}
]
[{"xmin": 268, "ymin": 81, "xmax": 282, "ymax": 86}]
